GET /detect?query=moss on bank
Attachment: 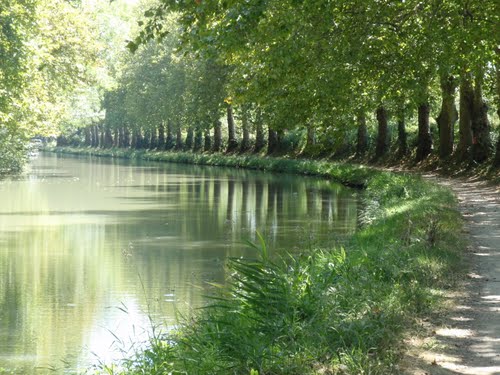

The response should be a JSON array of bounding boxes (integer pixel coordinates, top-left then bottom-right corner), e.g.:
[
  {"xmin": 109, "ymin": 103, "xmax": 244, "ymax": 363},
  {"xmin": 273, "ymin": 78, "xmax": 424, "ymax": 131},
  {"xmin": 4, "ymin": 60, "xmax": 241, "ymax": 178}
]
[{"xmin": 49, "ymin": 147, "xmax": 466, "ymax": 374}]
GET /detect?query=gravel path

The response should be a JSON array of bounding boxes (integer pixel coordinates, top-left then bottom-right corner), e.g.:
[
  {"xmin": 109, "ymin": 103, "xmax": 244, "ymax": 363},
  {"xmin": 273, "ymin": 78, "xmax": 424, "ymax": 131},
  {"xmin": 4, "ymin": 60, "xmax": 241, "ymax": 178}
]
[{"xmin": 407, "ymin": 176, "xmax": 500, "ymax": 375}]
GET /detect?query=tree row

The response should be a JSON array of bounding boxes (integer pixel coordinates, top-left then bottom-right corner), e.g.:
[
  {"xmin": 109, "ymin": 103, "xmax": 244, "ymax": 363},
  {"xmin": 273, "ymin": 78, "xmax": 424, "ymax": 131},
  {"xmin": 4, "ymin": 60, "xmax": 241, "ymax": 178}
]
[{"xmin": 61, "ymin": 0, "xmax": 500, "ymax": 167}]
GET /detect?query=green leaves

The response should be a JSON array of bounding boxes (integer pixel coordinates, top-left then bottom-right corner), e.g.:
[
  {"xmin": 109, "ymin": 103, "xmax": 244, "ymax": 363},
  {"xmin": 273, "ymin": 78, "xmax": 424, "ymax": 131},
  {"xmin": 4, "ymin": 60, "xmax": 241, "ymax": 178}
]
[
  {"xmin": 244, "ymin": 230, "xmax": 269, "ymax": 262},
  {"xmin": 101, "ymin": 0, "xmax": 498, "ymax": 159},
  {"xmin": 126, "ymin": 39, "xmax": 139, "ymax": 53}
]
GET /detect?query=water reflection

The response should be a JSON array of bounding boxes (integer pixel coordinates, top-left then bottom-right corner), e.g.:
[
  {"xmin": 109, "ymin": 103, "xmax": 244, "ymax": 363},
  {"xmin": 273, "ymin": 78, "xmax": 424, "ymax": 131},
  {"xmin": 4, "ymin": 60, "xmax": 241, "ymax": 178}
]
[{"xmin": 0, "ymin": 153, "xmax": 358, "ymax": 373}]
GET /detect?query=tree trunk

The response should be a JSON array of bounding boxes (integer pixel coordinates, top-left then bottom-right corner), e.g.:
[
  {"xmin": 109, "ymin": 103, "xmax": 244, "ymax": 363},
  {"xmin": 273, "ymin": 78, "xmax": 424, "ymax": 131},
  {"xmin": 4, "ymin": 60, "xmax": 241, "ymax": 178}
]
[
  {"xmin": 184, "ymin": 126, "xmax": 193, "ymax": 150},
  {"xmin": 240, "ymin": 108, "xmax": 251, "ymax": 152},
  {"xmin": 97, "ymin": 125, "xmax": 104, "ymax": 148},
  {"xmin": 416, "ymin": 102, "xmax": 433, "ymax": 162},
  {"xmin": 437, "ymin": 75, "xmax": 458, "ymax": 159},
  {"xmin": 226, "ymin": 104, "xmax": 238, "ymax": 152},
  {"xmin": 90, "ymin": 125, "xmax": 98, "ymax": 147},
  {"xmin": 137, "ymin": 128, "xmax": 143, "ymax": 149},
  {"xmin": 375, "ymin": 106, "xmax": 389, "ymax": 158},
  {"xmin": 84, "ymin": 127, "xmax": 91, "ymax": 146},
  {"xmin": 157, "ymin": 122, "xmax": 165, "ymax": 150},
  {"xmin": 204, "ymin": 130, "xmax": 212, "ymax": 152},
  {"xmin": 306, "ymin": 126, "xmax": 316, "ymax": 151},
  {"xmin": 95, "ymin": 125, "xmax": 101, "ymax": 147},
  {"xmin": 213, "ymin": 120, "xmax": 222, "ymax": 152},
  {"xmin": 333, "ymin": 127, "xmax": 350, "ymax": 158},
  {"xmin": 166, "ymin": 120, "xmax": 175, "ymax": 150},
  {"xmin": 123, "ymin": 127, "xmax": 130, "ymax": 148},
  {"xmin": 397, "ymin": 109, "xmax": 407, "ymax": 156},
  {"xmin": 144, "ymin": 130, "xmax": 152, "ymax": 149},
  {"xmin": 356, "ymin": 112, "xmax": 368, "ymax": 156},
  {"xmin": 267, "ymin": 128, "xmax": 278, "ymax": 155},
  {"xmin": 113, "ymin": 127, "xmax": 119, "ymax": 147},
  {"xmin": 104, "ymin": 126, "xmax": 113, "ymax": 148},
  {"xmin": 194, "ymin": 127, "xmax": 203, "ymax": 151},
  {"xmin": 471, "ymin": 75, "xmax": 492, "ymax": 163},
  {"xmin": 277, "ymin": 129, "xmax": 285, "ymax": 152},
  {"xmin": 456, "ymin": 73, "xmax": 474, "ymax": 161},
  {"xmin": 254, "ymin": 110, "xmax": 265, "ymax": 152},
  {"xmin": 131, "ymin": 129, "xmax": 137, "ymax": 149},
  {"xmin": 117, "ymin": 127, "xmax": 124, "ymax": 147},
  {"xmin": 149, "ymin": 127, "xmax": 158, "ymax": 149},
  {"xmin": 494, "ymin": 61, "xmax": 500, "ymax": 167},
  {"xmin": 494, "ymin": 133, "xmax": 500, "ymax": 167},
  {"xmin": 175, "ymin": 125, "xmax": 183, "ymax": 150}
]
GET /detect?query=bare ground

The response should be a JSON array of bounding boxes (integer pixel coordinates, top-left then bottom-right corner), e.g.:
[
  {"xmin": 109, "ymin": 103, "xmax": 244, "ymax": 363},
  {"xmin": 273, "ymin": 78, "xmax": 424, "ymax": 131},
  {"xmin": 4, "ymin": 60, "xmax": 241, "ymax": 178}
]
[{"xmin": 403, "ymin": 176, "xmax": 500, "ymax": 375}]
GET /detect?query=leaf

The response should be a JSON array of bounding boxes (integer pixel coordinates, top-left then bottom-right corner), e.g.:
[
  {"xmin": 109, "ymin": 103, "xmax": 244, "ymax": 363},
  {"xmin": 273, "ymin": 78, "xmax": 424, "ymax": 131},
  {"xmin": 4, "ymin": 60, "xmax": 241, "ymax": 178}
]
[{"xmin": 126, "ymin": 40, "xmax": 138, "ymax": 53}]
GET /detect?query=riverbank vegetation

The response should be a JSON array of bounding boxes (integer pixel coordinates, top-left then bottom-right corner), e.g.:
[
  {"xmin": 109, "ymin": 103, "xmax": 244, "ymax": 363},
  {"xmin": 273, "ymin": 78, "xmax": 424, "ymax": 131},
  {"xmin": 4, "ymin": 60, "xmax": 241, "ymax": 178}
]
[
  {"xmin": 85, "ymin": 164, "xmax": 464, "ymax": 374},
  {"xmin": 51, "ymin": 146, "xmax": 466, "ymax": 374},
  {"xmin": 51, "ymin": 146, "xmax": 376, "ymax": 188}
]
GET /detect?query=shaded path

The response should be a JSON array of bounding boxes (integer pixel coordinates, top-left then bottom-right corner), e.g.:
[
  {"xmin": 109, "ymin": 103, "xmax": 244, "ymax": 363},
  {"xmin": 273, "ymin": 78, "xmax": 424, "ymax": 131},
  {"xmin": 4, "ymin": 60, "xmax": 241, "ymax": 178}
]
[{"xmin": 407, "ymin": 176, "xmax": 500, "ymax": 375}]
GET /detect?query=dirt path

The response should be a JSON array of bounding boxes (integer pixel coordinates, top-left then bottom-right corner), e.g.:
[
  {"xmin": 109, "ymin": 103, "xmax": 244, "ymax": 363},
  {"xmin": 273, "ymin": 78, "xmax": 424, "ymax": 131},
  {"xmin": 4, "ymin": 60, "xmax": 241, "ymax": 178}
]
[{"xmin": 406, "ymin": 176, "xmax": 500, "ymax": 375}]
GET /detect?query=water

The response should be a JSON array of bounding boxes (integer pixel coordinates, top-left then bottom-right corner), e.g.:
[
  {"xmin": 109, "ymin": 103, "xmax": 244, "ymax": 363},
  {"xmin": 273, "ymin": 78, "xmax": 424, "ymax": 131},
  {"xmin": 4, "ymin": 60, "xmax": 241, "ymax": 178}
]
[{"xmin": 0, "ymin": 153, "xmax": 359, "ymax": 373}]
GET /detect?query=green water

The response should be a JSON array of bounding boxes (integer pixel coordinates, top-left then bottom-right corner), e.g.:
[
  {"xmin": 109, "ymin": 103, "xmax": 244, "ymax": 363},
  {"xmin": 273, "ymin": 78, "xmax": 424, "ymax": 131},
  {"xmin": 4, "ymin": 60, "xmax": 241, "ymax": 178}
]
[{"xmin": 0, "ymin": 153, "xmax": 358, "ymax": 373}]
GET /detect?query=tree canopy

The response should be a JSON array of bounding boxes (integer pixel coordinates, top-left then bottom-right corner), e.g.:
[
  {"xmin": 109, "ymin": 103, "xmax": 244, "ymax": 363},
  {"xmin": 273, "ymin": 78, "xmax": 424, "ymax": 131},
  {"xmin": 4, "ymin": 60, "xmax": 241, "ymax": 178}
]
[
  {"xmin": 2, "ymin": 0, "xmax": 500, "ymax": 168},
  {"xmin": 96, "ymin": 0, "xmax": 498, "ymax": 162}
]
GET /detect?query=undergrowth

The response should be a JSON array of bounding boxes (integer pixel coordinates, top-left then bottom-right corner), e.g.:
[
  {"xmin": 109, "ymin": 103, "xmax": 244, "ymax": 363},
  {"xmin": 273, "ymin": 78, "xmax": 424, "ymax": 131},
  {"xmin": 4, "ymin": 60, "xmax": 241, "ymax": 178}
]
[{"xmin": 54, "ymin": 148, "xmax": 465, "ymax": 374}]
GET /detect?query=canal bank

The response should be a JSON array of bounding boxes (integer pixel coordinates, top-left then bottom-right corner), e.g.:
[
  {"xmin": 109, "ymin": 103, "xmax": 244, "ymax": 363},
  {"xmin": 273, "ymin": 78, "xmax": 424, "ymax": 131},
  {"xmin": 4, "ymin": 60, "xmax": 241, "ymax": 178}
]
[
  {"xmin": 46, "ymin": 147, "xmax": 468, "ymax": 374},
  {"xmin": 48, "ymin": 146, "xmax": 376, "ymax": 188}
]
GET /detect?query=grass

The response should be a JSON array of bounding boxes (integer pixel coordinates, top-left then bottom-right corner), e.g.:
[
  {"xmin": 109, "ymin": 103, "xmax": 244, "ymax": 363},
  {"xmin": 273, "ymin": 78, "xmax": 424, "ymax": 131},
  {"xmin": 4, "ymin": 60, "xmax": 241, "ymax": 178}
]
[{"xmin": 52, "ymin": 147, "xmax": 466, "ymax": 374}]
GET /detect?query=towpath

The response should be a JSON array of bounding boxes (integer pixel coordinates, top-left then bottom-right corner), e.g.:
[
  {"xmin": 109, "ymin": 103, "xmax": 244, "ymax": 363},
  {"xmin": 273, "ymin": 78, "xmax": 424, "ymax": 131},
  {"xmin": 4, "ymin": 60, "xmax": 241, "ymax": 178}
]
[{"xmin": 406, "ymin": 176, "xmax": 500, "ymax": 375}]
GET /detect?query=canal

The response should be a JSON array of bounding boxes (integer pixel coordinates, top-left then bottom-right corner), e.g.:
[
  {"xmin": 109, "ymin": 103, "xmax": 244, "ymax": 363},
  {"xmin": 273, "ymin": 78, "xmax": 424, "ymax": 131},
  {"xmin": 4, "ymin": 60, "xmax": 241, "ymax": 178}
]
[{"xmin": 0, "ymin": 153, "xmax": 359, "ymax": 373}]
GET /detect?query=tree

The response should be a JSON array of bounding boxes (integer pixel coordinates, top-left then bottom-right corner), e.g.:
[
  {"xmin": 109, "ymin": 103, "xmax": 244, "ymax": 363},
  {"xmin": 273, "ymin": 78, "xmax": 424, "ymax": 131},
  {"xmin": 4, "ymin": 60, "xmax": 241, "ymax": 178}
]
[
  {"xmin": 437, "ymin": 75, "xmax": 458, "ymax": 159},
  {"xmin": 1, "ymin": 0, "xmax": 103, "ymax": 170},
  {"xmin": 112, "ymin": 0, "xmax": 498, "ymax": 165}
]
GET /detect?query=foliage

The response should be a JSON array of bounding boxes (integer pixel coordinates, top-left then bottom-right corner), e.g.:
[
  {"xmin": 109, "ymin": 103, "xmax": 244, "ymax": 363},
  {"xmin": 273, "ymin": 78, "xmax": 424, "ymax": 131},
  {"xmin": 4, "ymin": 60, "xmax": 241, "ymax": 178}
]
[
  {"xmin": 0, "ymin": 0, "xmax": 137, "ymax": 174},
  {"xmin": 82, "ymin": 0, "xmax": 500, "ymax": 166},
  {"xmin": 0, "ymin": 129, "xmax": 28, "ymax": 173},
  {"xmin": 4, "ymin": 0, "xmax": 500, "ymax": 170}
]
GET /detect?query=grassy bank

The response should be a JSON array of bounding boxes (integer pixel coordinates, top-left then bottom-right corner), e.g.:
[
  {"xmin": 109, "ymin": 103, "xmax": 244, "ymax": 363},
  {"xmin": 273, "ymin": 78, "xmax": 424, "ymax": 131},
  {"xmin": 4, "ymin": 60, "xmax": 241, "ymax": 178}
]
[
  {"xmin": 48, "ymin": 146, "xmax": 375, "ymax": 188},
  {"xmin": 50, "ymin": 148, "xmax": 465, "ymax": 374}
]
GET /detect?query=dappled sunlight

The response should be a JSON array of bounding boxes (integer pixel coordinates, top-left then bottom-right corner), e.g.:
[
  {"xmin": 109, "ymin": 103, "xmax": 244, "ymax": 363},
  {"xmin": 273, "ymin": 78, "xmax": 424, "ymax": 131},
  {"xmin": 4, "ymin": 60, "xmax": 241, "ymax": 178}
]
[
  {"xmin": 2, "ymin": 0, "xmax": 498, "ymax": 371},
  {"xmin": 436, "ymin": 328, "xmax": 473, "ymax": 338},
  {"xmin": 450, "ymin": 316, "xmax": 473, "ymax": 322},
  {"xmin": 384, "ymin": 199, "xmax": 423, "ymax": 218},
  {"xmin": 481, "ymin": 295, "xmax": 500, "ymax": 303}
]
